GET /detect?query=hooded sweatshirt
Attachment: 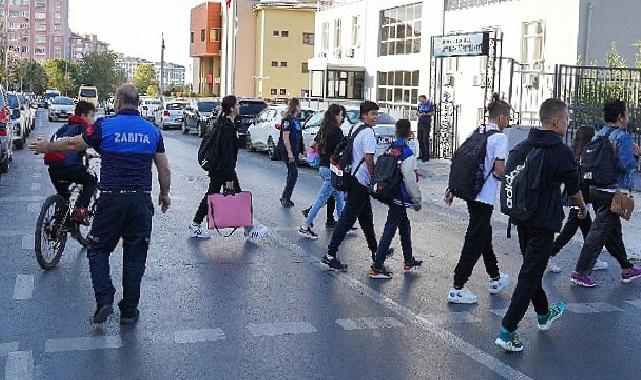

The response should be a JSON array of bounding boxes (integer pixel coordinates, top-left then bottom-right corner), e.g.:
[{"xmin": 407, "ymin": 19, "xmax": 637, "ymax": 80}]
[
  {"xmin": 391, "ymin": 138, "xmax": 422, "ymax": 207},
  {"xmin": 509, "ymin": 129, "xmax": 580, "ymax": 232}
]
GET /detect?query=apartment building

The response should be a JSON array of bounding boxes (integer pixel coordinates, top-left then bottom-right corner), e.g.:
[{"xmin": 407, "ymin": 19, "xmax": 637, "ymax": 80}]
[
  {"xmin": 190, "ymin": 1, "xmax": 223, "ymax": 96},
  {"xmin": 0, "ymin": 0, "xmax": 70, "ymax": 61},
  {"xmin": 68, "ymin": 32, "xmax": 109, "ymax": 62},
  {"xmin": 115, "ymin": 54, "xmax": 150, "ymax": 82},
  {"xmin": 154, "ymin": 61, "xmax": 186, "ymax": 88}
]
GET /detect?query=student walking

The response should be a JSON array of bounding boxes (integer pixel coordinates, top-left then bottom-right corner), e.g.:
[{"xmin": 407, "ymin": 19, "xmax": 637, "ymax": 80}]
[
  {"xmin": 571, "ymin": 100, "xmax": 641, "ymax": 287},
  {"xmin": 495, "ymin": 98, "xmax": 587, "ymax": 352},
  {"xmin": 444, "ymin": 99, "xmax": 511, "ymax": 304},
  {"xmin": 280, "ymin": 98, "xmax": 304, "ymax": 208},
  {"xmin": 369, "ymin": 119, "xmax": 423, "ymax": 279},
  {"xmin": 299, "ymin": 104, "xmax": 345, "ymax": 239}
]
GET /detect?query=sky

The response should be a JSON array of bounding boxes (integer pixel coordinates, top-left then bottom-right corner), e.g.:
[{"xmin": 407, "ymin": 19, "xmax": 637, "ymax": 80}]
[{"xmin": 68, "ymin": 0, "xmax": 199, "ymax": 82}]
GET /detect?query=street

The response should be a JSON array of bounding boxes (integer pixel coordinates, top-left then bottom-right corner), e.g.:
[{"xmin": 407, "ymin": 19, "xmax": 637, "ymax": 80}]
[{"xmin": 2, "ymin": 110, "xmax": 641, "ymax": 380}]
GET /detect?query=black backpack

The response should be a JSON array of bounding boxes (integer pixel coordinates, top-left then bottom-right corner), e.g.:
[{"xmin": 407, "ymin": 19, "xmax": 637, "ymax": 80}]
[
  {"xmin": 500, "ymin": 146, "xmax": 546, "ymax": 226},
  {"xmin": 447, "ymin": 127, "xmax": 499, "ymax": 200},
  {"xmin": 197, "ymin": 119, "xmax": 223, "ymax": 172},
  {"xmin": 581, "ymin": 128, "xmax": 618, "ymax": 187},
  {"xmin": 330, "ymin": 124, "xmax": 366, "ymax": 191},
  {"xmin": 370, "ymin": 143, "xmax": 403, "ymax": 204}
]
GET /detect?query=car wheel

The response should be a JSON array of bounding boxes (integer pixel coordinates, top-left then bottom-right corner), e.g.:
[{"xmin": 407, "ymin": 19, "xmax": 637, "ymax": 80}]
[
  {"xmin": 48, "ymin": 116, "xmax": 53, "ymax": 122},
  {"xmin": 0, "ymin": 160, "xmax": 8, "ymax": 174},
  {"xmin": 267, "ymin": 137, "xmax": 279, "ymax": 161}
]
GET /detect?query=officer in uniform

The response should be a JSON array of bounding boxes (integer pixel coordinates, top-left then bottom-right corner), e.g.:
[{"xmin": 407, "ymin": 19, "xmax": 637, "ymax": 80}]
[
  {"xmin": 416, "ymin": 95, "xmax": 434, "ymax": 162},
  {"xmin": 30, "ymin": 84, "xmax": 172, "ymax": 324}
]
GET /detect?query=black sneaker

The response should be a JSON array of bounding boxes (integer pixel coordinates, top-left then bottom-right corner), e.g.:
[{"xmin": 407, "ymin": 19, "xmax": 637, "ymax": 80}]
[
  {"xmin": 404, "ymin": 258, "xmax": 423, "ymax": 273},
  {"xmin": 325, "ymin": 219, "xmax": 337, "ymax": 229},
  {"xmin": 120, "ymin": 309, "xmax": 140, "ymax": 325},
  {"xmin": 301, "ymin": 207, "xmax": 311, "ymax": 218},
  {"xmin": 371, "ymin": 248, "xmax": 394, "ymax": 263},
  {"xmin": 369, "ymin": 265, "xmax": 393, "ymax": 279},
  {"xmin": 91, "ymin": 304, "xmax": 113, "ymax": 324},
  {"xmin": 280, "ymin": 198, "xmax": 294, "ymax": 208},
  {"xmin": 298, "ymin": 225, "xmax": 318, "ymax": 240},
  {"xmin": 321, "ymin": 255, "xmax": 347, "ymax": 271}
]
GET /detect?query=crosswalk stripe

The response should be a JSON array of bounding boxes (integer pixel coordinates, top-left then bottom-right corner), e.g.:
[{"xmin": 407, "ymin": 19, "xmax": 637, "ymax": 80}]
[
  {"xmin": 335, "ymin": 317, "xmax": 405, "ymax": 331},
  {"xmin": 0, "ymin": 342, "xmax": 20, "ymax": 357},
  {"xmin": 4, "ymin": 351, "xmax": 33, "ymax": 380},
  {"xmin": 246, "ymin": 322, "xmax": 317, "ymax": 337},
  {"xmin": 12, "ymin": 275, "xmax": 34, "ymax": 300},
  {"xmin": 174, "ymin": 329, "xmax": 225, "ymax": 344},
  {"xmin": 21, "ymin": 235, "xmax": 35, "ymax": 251},
  {"xmin": 44, "ymin": 336, "xmax": 122, "ymax": 353},
  {"xmin": 421, "ymin": 311, "xmax": 481, "ymax": 324},
  {"xmin": 565, "ymin": 302, "xmax": 623, "ymax": 313},
  {"xmin": 625, "ymin": 298, "xmax": 641, "ymax": 308}
]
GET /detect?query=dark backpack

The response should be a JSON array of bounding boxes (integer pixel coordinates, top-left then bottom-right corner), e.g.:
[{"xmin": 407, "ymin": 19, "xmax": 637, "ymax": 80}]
[
  {"xmin": 197, "ymin": 119, "xmax": 223, "ymax": 172},
  {"xmin": 500, "ymin": 146, "xmax": 546, "ymax": 225},
  {"xmin": 44, "ymin": 124, "xmax": 82, "ymax": 166},
  {"xmin": 447, "ymin": 127, "xmax": 499, "ymax": 200},
  {"xmin": 330, "ymin": 124, "xmax": 366, "ymax": 191},
  {"xmin": 581, "ymin": 128, "xmax": 618, "ymax": 187},
  {"xmin": 370, "ymin": 143, "xmax": 403, "ymax": 204}
]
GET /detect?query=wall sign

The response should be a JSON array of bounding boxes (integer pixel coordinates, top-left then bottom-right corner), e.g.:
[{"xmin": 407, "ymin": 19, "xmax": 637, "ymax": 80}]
[{"xmin": 432, "ymin": 32, "xmax": 490, "ymax": 58}]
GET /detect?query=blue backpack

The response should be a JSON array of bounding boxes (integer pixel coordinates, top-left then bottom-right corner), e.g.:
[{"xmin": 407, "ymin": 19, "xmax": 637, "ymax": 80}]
[{"xmin": 44, "ymin": 124, "xmax": 83, "ymax": 166}]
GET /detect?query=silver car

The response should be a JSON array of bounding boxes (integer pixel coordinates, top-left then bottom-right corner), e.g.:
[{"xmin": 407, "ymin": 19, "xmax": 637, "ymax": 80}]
[
  {"xmin": 154, "ymin": 101, "xmax": 188, "ymax": 130},
  {"xmin": 48, "ymin": 96, "xmax": 76, "ymax": 122},
  {"xmin": 0, "ymin": 88, "xmax": 13, "ymax": 177}
]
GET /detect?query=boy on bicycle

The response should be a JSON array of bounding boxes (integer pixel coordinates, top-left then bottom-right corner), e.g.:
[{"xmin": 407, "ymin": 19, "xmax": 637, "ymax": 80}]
[{"xmin": 45, "ymin": 101, "xmax": 98, "ymax": 223}]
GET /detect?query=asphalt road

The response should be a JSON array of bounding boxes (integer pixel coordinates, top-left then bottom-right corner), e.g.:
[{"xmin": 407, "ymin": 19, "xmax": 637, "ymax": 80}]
[{"xmin": 1, "ymin": 110, "xmax": 641, "ymax": 380}]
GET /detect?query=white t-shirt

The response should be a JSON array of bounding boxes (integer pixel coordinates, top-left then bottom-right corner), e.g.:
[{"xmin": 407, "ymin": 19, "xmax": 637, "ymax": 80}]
[
  {"xmin": 350, "ymin": 124, "xmax": 377, "ymax": 186},
  {"xmin": 475, "ymin": 123, "xmax": 508, "ymax": 205}
]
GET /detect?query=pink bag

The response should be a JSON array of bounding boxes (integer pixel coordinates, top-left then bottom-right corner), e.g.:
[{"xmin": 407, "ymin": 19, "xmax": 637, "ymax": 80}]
[{"xmin": 208, "ymin": 191, "xmax": 253, "ymax": 235}]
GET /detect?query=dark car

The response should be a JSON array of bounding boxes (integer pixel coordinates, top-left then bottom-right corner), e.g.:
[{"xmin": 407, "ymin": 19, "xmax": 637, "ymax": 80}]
[
  {"xmin": 204, "ymin": 98, "xmax": 267, "ymax": 139},
  {"xmin": 182, "ymin": 99, "xmax": 219, "ymax": 137}
]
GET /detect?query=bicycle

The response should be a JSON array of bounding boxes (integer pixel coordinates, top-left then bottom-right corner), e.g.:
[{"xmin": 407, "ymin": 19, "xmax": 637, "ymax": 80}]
[{"xmin": 34, "ymin": 151, "xmax": 100, "ymax": 270}]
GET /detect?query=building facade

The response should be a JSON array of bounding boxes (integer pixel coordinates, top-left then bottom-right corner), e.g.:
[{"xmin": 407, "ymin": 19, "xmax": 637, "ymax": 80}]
[
  {"xmin": 154, "ymin": 61, "xmax": 186, "ymax": 89},
  {"xmin": 254, "ymin": 2, "xmax": 316, "ymax": 100},
  {"xmin": 115, "ymin": 54, "xmax": 150, "ymax": 82},
  {"xmin": 68, "ymin": 32, "xmax": 109, "ymax": 62},
  {"xmin": 190, "ymin": 1, "xmax": 223, "ymax": 96},
  {"xmin": 0, "ymin": 0, "xmax": 70, "ymax": 62}
]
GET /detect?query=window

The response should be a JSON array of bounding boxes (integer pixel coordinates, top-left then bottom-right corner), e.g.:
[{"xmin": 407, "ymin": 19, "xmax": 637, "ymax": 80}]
[
  {"xmin": 270, "ymin": 89, "xmax": 278, "ymax": 96},
  {"xmin": 200, "ymin": 29, "xmax": 205, "ymax": 42},
  {"xmin": 54, "ymin": 36, "xmax": 61, "ymax": 43},
  {"xmin": 333, "ymin": 19, "xmax": 341, "ymax": 57},
  {"xmin": 281, "ymin": 31, "xmax": 289, "ymax": 37},
  {"xmin": 271, "ymin": 61, "xmax": 278, "ymax": 67},
  {"xmin": 280, "ymin": 62, "xmax": 288, "ymax": 67},
  {"xmin": 55, "ymin": 1, "xmax": 62, "ymax": 10},
  {"xmin": 19, "ymin": 46, "xmax": 28, "ymax": 53},
  {"xmin": 35, "ymin": 12, "xmax": 46, "ymax": 20},
  {"xmin": 35, "ymin": 1, "xmax": 45, "ymax": 8},
  {"xmin": 351, "ymin": 16, "xmax": 360, "ymax": 47},
  {"xmin": 379, "ymin": 2, "xmax": 422, "ymax": 57},
  {"xmin": 190, "ymin": 31, "xmax": 194, "ymax": 43},
  {"xmin": 321, "ymin": 22, "xmax": 329, "ymax": 53},
  {"xmin": 10, "ymin": 10, "xmax": 27, "ymax": 17},
  {"xmin": 302, "ymin": 32, "xmax": 314, "ymax": 45},
  {"xmin": 35, "ymin": 24, "xmax": 46, "ymax": 31},
  {"xmin": 522, "ymin": 21, "xmax": 544, "ymax": 70},
  {"xmin": 273, "ymin": 30, "xmax": 279, "ymax": 37},
  {"xmin": 279, "ymin": 89, "xmax": 287, "ymax": 96},
  {"xmin": 35, "ymin": 35, "xmax": 46, "ymax": 44},
  {"xmin": 55, "ymin": 12, "xmax": 61, "ymax": 19},
  {"xmin": 326, "ymin": 70, "xmax": 364, "ymax": 99},
  {"xmin": 54, "ymin": 24, "xmax": 61, "ymax": 31},
  {"xmin": 54, "ymin": 48, "xmax": 62, "ymax": 58},
  {"xmin": 377, "ymin": 70, "xmax": 420, "ymax": 120},
  {"xmin": 209, "ymin": 28, "xmax": 220, "ymax": 42},
  {"xmin": 302, "ymin": 63, "xmax": 309, "ymax": 73}
]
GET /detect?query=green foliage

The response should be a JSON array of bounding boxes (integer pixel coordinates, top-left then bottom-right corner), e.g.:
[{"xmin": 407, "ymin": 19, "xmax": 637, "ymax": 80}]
[
  {"xmin": 133, "ymin": 64, "xmax": 157, "ymax": 95},
  {"xmin": 77, "ymin": 52, "xmax": 120, "ymax": 101},
  {"xmin": 21, "ymin": 60, "xmax": 48, "ymax": 95},
  {"xmin": 147, "ymin": 84, "xmax": 160, "ymax": 97},
  {"xmin": 42, "ymin": 59, "xmax": 77, "ymax": 96},
  {"xmin": 605, "ymin": 42, "xmax": 627, "ymax": 69}
]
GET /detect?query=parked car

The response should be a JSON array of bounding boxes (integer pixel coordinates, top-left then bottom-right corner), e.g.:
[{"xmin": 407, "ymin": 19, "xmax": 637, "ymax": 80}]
[
  {"xmin": 182, "ymin": 99, "xmax": 219, "ymax": 137},
  {"xmin": 154, "ymin": 101, "xmax": 188, "ymax": 130},
  {"xmin": 237, "ymin": 99, "xmax": 268, "ymax": 141},
  {"xmin": 17, "ymin": 94, "xmax": 32, "ymax": 132},
  {"xmin": 48, "ymin": 96, "xmax": 76, "ymax": 123},
  {"xmin": 138, "ymin": 97, "xmax": 162, "ymax": 121},
  {"xmin": 105, "ymin": 96, "xmax": 115, "ymax": 115},
  {"xmin": 246, "ymin": 106, "xmax": 315, "ymax": 160},
  {"xmin": 7, "ymin": 92, "xmax": 27, "ymax": 150},
  {"xmin": 43, "ymin": 89, "xmax": 61, "ymax": 109},
  {"xmin": 0, "ymin": 87, "xmax": 13, "ymax": 177}
]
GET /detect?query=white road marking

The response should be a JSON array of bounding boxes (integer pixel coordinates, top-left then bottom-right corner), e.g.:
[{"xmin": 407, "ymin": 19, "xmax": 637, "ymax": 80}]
[
  {"xmin": 0, "ymin": 230, "xmax": 21, "ymax": 237},
  {"xmin": 335, "ymin": 316, "xmax": 405, "ymax": 331},
  {"xmin": 31, "ymin": 173, "xmax": 42, "ymax": 178},
  {"xmin": 260, "ymin": 222, "xmax": 533, "ymax": 380},
  {"xmin": 21, "ymin": 235, "xmax": 35, "ymax": 251},
  {"xmin": 246, "ymin": 322, "xmax": 317, "ymax": 337},
  {"xmin": 174, "ymin": 328, "xmax": 225, "ymax": 344},
  {"xmin": 0, "ymin": 196, "xmax": 45, "ymax": 202},
  {"xmin": 30, "ymin": 183, "xmax": 41, "ymax": 191},
  {"xmin": 27, "ymin": 203, "xmax": 40, "ymax": 213},
  {"xmin": 12, "ymin": 275, "xmax": 34, "ymax": 300},
  {"xmin": 0, "ymin": 342, "xmax": 20, "ymax": 357},
  {"xmin": 625, "ymin": 298, "xmax": 641, "ymax": 308},
  {"xmin": 565, "ymin": 302, "xmax": 623, "ymax": 313},
  {"xmin": 422, "ymin": 311, "xmax": 481, "ymax": 324},
  {"xmin": 44, "ymin": 336, "xmax": 122, "ymax": 353},
  {"xmin": 4, "ymin": 351, "xmax": 33, "ymax": 380}
]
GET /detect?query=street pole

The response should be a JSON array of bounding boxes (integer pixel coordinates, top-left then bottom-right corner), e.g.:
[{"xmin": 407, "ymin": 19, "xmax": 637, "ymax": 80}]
[{"xmin": 160, "ymin": 33, "xmax": 165, "ymax": 98}]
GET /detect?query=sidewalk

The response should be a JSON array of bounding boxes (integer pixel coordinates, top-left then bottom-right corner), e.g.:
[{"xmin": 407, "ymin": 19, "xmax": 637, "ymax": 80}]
[{"xmin": 416, "ymin": 160, "xmax": 641, "ymax": 257}]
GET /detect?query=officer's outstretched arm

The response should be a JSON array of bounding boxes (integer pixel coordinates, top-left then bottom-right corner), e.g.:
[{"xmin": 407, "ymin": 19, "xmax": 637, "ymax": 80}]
[{"xmin": 29, "ymin": 135, "xmax": 89, "ymax": 153}]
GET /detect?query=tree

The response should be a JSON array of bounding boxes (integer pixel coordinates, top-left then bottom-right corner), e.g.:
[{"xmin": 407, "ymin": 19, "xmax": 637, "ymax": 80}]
[
  {"xmin": 133, "ymin": 64, "xmax": 157, "ymax": 95},
  {"xmin": 634, "ymin": 40, "xmax": 641, "ymax": 69},
  {"xmin": 147, "ymin": 84, "xmax": 160, "ymax": 97},
  {"xmin": 20, "ymin": 59, "xmax": 48, "ymax": 94},
  {"xmin": 42, "ymin": 59, "xmax": 77, "ymax": 96},
  {"xmin": 77, "ymin": 51, "xmax": 120, "ymax": 101},
  {"xmin": 605, "ymin": 42, "xmax": 627, "ymax": 69}
]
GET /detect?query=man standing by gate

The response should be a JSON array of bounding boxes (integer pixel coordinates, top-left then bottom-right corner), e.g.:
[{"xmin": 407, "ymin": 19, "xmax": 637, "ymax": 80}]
[
  {"xmin": 417, "ymin": 95, "xmax": 433, "ymax": 162},
  {"xmin": 30, "ymin": 84, "xmax": 172, "ymax": 325}
]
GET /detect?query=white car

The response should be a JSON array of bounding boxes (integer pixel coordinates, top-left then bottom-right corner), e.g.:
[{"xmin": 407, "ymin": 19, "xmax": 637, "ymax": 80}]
[
  {"xmin": 154, "ymin": 101, "xmax": 188, "ymax": 130},
  {"xmin": 246, "ymin": 106, "xmax": 314, "ymax": 160},
  {"xmin": 48, "ymin": 96, "xmax": 76, "ymax": 122},
  {"xmin": 138, "ymin": 97, "xmax": 162, "ymax": 121}
]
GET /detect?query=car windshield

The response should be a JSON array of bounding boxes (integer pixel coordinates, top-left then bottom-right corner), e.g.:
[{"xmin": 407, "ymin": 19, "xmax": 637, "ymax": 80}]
[
  {"xmin": 44, "ymin": 92, "xmax": 60, "ymax": 99},
  {"xmin": 53, "ymin": 97, "xmax": 74, "ymax": 105},
  {"xmin": 197, "ymin": 102, "xmax": 217, "ymax": 112},
  {"xmin": 166, "ymin": 103, "xmax": 186, "ymax": 110},
  {"xmin": 7, "ymin": 94, "xmax": 18, "ymax": 109},
  {"xmin": 80, "ymin": 88, "xmax": 97, "ymax": 97},
  {"xmin": 240, "ymin": 102, "xmax": 267, "ymax": 116},
  {"xmin": 304, "ymin": 111, "xmax": 325, "ymax": 128}
]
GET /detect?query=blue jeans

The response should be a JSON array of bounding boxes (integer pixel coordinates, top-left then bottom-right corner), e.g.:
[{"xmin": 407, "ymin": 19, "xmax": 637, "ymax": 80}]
[
  {"xmin": 281, "ymin": 155, "xmax": 299, "ymax": 200},
  {"xmin": 306, "ymin": 167, "xmax": 345, "ymax": 226},
  {"xmin": 374, "ymin": 203, "xmax": 413, "ymax": 267},
  {"xmin": 86, "ymin": 193, "xmax": 153, "ymax": 315}
]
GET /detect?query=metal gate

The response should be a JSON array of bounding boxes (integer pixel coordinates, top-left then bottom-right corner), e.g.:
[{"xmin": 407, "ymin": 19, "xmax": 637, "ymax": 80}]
[{"xmin": 553, "ymin": 64, "xmax": 641, "ymax": 146}]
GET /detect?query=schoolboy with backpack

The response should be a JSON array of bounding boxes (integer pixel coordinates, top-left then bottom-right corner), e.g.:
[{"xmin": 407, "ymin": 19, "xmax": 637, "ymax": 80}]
[
  {"xmin": 368, "ymin": 119, "xmax": 423, "ymax": 279},
  {"xmin": 495, "ymin": 98, "xmax": 587, "ymax": 352},
  {"xmin": 444, "ymin": 98, "xmax": 511, "ymax": 304}
]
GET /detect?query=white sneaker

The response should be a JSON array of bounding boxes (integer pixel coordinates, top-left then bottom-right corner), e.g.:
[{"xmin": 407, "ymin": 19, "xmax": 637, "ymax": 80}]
[
  {"xmin": 547, "ymin": 258, "xmax": 562, "ymax": 273},
  {"xmin": 188, "ymin": 223, "xmax": 209, "ymax": 239},
  {"xmin": 244, "ymin": 225, "xmax": 269, "ymax": 241},
  {"xmin": 447, "ymin": 288, "xmax": 478, "ymax": 304},
  {"xmin": 593, "ymin": 259, "xmax": 608, "ymax": 271},
  {"xmin": 298, "ymin": 225, "xmax": 318, "ymax": 240},
  {"xmin": 488, "ymin": 273, "xmax": 510, "ymax": 294}
]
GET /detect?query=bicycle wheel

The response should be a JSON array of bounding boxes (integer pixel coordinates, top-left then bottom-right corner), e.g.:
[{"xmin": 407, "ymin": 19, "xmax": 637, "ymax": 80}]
[
  {"xmin": 35, "ymin": 195, "xmax": 69, "ymax": 270},
  {"xmin": 73, "ymin": 192, "xmax": 97, "ymax": 247}
]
